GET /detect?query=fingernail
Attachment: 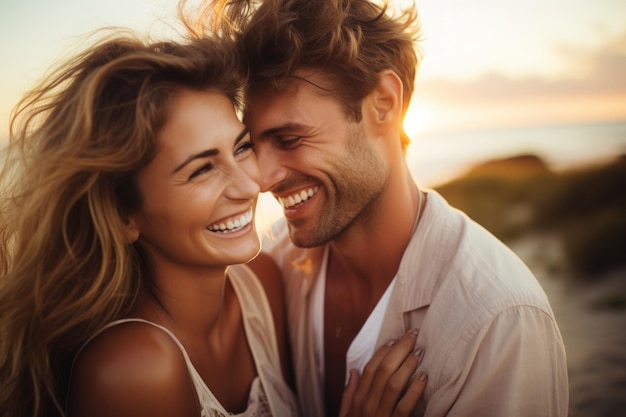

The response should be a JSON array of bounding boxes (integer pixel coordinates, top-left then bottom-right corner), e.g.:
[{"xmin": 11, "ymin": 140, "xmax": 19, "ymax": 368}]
[
  {"xmin": 409, "ymin": 328, "xmax": 419, "ymax": 337},
  {"xmin": 387, "ymin": 339, "xmax": 397, "ymax": 346},
  {"xmin": 418, "ymin": 371, "xmax": 427, "ymax": 381},
  {"xmin": 414, "ymin": 346, "xmax": 424, "ymax": 357}
]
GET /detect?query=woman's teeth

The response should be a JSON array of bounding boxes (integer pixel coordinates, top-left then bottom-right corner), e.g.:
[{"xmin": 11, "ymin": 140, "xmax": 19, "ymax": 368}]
[
  {"xmin": 208, "ymin": 209, "xmax": 253, "ymax": 233},
  {"xmin": 279, "ymin": 187, "xmax": 319, "ymax": 209}
]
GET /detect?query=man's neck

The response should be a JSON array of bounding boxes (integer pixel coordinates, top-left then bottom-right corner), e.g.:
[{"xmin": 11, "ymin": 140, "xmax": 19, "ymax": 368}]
[{"xmin": 329, "ymin": 173, "xmax": 421, "ymax": 286}]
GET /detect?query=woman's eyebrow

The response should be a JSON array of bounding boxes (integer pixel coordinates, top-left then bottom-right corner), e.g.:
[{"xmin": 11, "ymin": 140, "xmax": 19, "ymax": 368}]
[
  {"xmin": 172, "ymin": 127, "xmax": 249, "ymax": 174},
  {"xmin": 172, "ymin": 148, "xmax": 218, "ymax": 174}
]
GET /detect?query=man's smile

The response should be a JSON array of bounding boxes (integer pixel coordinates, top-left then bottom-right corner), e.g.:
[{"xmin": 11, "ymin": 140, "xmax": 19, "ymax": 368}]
[{"xmin": 277, "ymin": 186, "xmax": 320, "ymax": 209}]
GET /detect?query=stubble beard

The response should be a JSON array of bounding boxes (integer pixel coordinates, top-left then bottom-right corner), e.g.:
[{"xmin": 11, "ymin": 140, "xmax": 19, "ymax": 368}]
[{"xmin": 288, "ymin": 123, "xmax": 388, "ymax": 248}]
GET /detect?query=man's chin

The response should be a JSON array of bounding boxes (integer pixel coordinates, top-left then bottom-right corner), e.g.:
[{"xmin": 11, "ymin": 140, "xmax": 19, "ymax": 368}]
[
  {"xmin": 288, "ymin": 223, "xmax": 319, "ymax": 248},
  {"xmin": 288, "ymin": 224, "xmax": 335, "ymax": 249}
]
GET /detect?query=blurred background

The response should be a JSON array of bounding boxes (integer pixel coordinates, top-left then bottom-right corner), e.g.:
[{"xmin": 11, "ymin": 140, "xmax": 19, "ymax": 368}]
[{"xmin": 2, "ymin": 0, "xmax": 625, "ymax": 415}]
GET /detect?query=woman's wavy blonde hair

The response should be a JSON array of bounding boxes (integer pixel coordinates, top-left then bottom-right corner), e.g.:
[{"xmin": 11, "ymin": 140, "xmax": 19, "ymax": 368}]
[{"xmin": 0, "ymin": 29, "xmax": 243, "ymax": 417}]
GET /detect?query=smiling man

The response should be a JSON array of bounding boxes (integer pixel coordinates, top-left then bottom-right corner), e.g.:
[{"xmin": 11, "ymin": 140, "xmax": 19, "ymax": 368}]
[{"xmin": 206, "ymin": 1, "xmax": 570, "ymax": 416}]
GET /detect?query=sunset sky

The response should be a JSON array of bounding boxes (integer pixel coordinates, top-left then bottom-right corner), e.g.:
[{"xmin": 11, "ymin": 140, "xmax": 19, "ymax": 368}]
[{"xmin": 1, "ymin": 0, "xmax": 625, "ymax": 139}]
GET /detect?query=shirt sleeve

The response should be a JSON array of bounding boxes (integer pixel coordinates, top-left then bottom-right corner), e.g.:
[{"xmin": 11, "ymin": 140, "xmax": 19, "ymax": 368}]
[{"xmin": 425, "ymin": 305, "xmax": 569, "ymax": 417}]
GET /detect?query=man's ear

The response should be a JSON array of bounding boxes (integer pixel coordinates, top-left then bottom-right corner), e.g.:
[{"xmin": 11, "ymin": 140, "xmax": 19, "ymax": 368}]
[
  {"xmin": 123, "ymin": 216, "xmax": 140, "ymax": 243},
  {"xmin": 370, "ymin": 70, "xmax": 403, "ymax": 126}
]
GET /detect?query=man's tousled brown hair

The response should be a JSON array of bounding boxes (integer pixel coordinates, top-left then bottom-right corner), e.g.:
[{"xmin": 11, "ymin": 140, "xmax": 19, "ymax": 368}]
[{"xmin": 185, "ymin": 0, "xmax": 422, "ymax": 149}]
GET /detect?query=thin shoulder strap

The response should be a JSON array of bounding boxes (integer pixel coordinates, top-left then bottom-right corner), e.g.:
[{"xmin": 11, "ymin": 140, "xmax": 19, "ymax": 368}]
[
  {"xmin": 71, "ymin": 318, "xmax": 190, "ymax": 369},
  {"xmin": 66, "ymin": 318, "xmax": 215, "ymax": 411}
]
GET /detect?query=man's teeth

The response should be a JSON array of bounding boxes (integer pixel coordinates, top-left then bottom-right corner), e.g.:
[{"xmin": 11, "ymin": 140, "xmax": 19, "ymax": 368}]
[
  {"xmin": 208, "ymin": 209, "xmax": 253, "ymax": 233},
  {"xmin": 278, "ymin": 187, "xmax": 319, "ymax": 209}
]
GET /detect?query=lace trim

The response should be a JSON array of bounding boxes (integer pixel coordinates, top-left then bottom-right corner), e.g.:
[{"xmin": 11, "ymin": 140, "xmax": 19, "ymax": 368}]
[{"xmin": 204, "ymin": 377, "xmax": 271, "ymax": 417}]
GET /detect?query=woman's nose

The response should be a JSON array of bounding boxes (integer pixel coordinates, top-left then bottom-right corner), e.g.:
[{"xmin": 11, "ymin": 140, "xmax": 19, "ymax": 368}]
[{"xmin": 227, "ymin": 158, "xmax": 261, "ymax": 199}]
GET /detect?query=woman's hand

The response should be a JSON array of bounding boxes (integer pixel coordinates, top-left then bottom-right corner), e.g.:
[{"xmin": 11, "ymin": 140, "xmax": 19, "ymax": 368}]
[{"xmin": 339, "ymin": 329, "xmax": 427, "ymax": 417}]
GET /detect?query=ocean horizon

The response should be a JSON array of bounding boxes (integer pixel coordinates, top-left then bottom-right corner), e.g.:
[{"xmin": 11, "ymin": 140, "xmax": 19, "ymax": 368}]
[{"xmin": 407, "ymin": 119, "xmax": 626, "ymax": 187}]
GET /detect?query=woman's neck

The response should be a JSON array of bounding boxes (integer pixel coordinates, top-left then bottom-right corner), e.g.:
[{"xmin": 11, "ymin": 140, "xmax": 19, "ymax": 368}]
[{"xmin": 137, "ymin": 265, "xmax": 230, "ymax": 339}]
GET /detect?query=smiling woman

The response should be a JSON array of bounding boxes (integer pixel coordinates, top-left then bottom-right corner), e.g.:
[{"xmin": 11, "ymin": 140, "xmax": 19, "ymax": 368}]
[
  {"xmin": 130, "ymin": 89, "xmax": 262, "ymax": 269},
  {"xmin": 0, "ymin": 30, "xmax": 298, "ymax": 417}
]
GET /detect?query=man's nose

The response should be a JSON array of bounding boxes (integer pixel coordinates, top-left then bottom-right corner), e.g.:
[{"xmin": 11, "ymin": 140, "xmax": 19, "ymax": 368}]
[{"xmin": 255, "ymin": 144, "xmax": 288, "ymax": 193}]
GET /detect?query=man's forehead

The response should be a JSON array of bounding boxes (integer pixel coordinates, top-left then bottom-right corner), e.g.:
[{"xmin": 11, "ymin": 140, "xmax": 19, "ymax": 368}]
[
  {"xmin": 244, "ymin": 68, "xmax": 340, "ymax": 127},
  {"xmin": 249, "ymin": 68, "xmax": 335, "ymax": 98}
]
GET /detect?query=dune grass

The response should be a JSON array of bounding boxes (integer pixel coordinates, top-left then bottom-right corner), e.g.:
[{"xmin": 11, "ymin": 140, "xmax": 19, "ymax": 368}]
[{"xmin": 435, "ymin": 154, "xmax": 626, "ymax": 281}]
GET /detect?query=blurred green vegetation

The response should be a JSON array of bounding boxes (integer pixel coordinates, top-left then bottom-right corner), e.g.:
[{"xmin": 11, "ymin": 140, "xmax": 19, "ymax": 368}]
[{"xmin": 435, "ymin": 154, "xmax": 626, "ymax": 280}]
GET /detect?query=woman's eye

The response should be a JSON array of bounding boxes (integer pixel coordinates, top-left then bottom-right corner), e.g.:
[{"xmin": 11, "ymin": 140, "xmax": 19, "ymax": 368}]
[
  {"xmin": 188, "ymin": 163, "xmax": 213, "ymax": 180},
  {"xmin": 235, "ymin": 140, "xmax": 255, "ymax": 156}
]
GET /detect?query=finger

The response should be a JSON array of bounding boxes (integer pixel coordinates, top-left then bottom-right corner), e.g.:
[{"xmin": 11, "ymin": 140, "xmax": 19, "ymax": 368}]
[
  {"xmin": 360, "ymin": 330, "xmax": 420, "ymax": 414},
  {"xmin": 339, "ymin": 369, "xmax": 360, "ymax": 417},
  {"xmin": 350, "ymin": 339, "xmax": 398, "ymax": 408},
  {"xmin": 375, "ymin": 346, "xmax": 424, "ymax": 416},
  {"xmin": 392, "ymin": 371, "xmax": 428, "ymax": 417}
]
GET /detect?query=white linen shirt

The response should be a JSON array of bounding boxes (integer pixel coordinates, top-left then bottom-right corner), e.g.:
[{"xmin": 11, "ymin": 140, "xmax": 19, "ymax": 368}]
[{"xmin": 262, "ymin": 189, "xmax": 569, "ymax": 417}]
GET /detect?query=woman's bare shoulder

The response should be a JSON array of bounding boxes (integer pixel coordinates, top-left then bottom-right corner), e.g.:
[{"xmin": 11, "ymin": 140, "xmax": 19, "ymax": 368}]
[{"xmin": 68, "ymin": 321, "xmax": 200, "ymax": 417}]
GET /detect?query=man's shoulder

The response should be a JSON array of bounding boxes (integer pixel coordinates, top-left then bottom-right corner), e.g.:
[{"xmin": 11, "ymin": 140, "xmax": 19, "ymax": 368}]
[
  {"xmin": 411, "ymin": 192, "xmax": 554, "ymax": 325},
  {"xmin": 410, "ymin": 191, "xmax": 549, "ymax": 310},
  {"xmin": 424, "ymin": 191, "xmax": 546, "ymax": 303},
  {"xmin": 435, "ymin": 230, "xmax": 551, "ymax": 323}
]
